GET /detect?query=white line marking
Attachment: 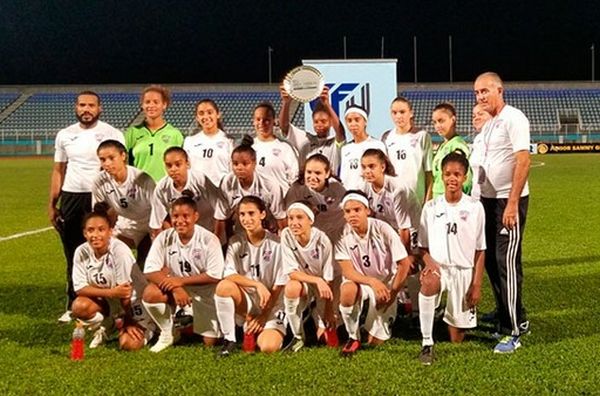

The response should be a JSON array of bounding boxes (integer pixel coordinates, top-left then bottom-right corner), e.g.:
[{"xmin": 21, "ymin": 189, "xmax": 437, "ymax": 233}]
[
  {"xmin": 0, "ymin": 226, "xmax": 53, "ymax": 242},
  {"xmin": 531, "ymin": 161, "xmax": 545, "ymax": 168}
]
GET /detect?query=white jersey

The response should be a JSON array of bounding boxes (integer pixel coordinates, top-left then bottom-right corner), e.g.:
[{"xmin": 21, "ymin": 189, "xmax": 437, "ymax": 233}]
[
  {"xmin": 54, "ymin": 121, "xmax": 124, "ymax": 193},
  {"xmin": 418, "ymin": 194, "xmax": 486, "ymax": 269},
  {"xmin": 92, "ymin": 166, "xmax": 155, "ymax": 228},
  {"xmin": 281, "ymin": 227, "xmax": 335, "ymax": 281},
  {"xmin": 478, "ymin": 105, "xmax": 530, "ymax": 199},
  {"xmin": 224, "ymin": 232, "xmax": 287, "ymax": 290},
  {"xmin": 284, "ymin": 179, "xmax": 346, "ymax": 243},
  {"xmin": 183, "ymin": 129, "xmax": 234, "ymax": 187},
  {"xmin": 357, "ymin": 175, "xmax": 413, "ymax": 231},
  {"xmin": 144, "ymin": 225, "xmax": 224, "ymax": 280},
  {"xmin": 382, "ymin": 128, "xmax": 432, "ymax": 205},
  {"xmin": 469, "ymin": 132, "xmax": 484, "ymax": 199},
  {"xmin": 287, "ymin": 124, "xmax": 341, "ymax": 175},
  {"xmin": 150, "ymin": 169, "xmax": 224, "ymax": 231},
  {"xmin": 339, "ymin": 137, "xmax": 387, "ymax": 190},
  {"xmin": 253, "ymin": 137, "xmax": 299, "ymax": 194},
  {"xmin": 335, "ymin": 218, "xmax": 408, "ymax": 281}
]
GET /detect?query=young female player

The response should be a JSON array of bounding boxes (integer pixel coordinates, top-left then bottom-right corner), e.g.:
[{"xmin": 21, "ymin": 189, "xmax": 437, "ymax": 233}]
[
  {"xmin": 417, "ymin": 151, "xmax": 486, "ymax": 365},
  {"xmin": 183, "ymin": 99, "xmax": 234, "ymax": 187},
  {"xmin": 430, "ymin": 103, "xmax": 472, "ymax": 199},
  {"xmin": 281, "ymin": 201, "xmax": 338, "ymax": 352},
  {"xmin": 71, "ymin": 203, "xmax": 155, "ymax": 351},
  {"xmin": 214, "ymin": 196, "xmax": 288, "ymax": 356},
  {"xmin": 214, "ymin": 144, "xmax": 286, "ymax": 243},
  {"xmin": 149, "ymin": 147, "xmax": 224, "ymax": 239},
  {"xmin": 284, "ymin": 154, "xmax": 346, "ymax": 244},
  {"xmin": 251, "ymin": 102, "xmax": 299, "ymax": 194},
  {"xmin": 335, "ymin": 191, "xmax": 412, "ymax": 356},
  {"xmin": 142, "ymin": 193, "xmax": 225, "ymax": 353},
  {"xmin": 339, "ymin": 105, "xmax": 387, "ymax": 189},
  {"xmin": 125, "ymin": 85, "xmax": 183, "ymax": 181},
  {"xmin": 381, "ymin": 97, "xmax": 433, "ymax": 206},
  {"xmin": 92, "ymin": 140, "xmax": 155, "ymax": 262}
]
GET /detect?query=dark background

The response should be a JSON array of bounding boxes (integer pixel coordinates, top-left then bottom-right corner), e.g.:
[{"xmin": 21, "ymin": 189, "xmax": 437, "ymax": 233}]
[{"xmin": 1, "ymin": 0, "xmax": 599, "ymax": 85}]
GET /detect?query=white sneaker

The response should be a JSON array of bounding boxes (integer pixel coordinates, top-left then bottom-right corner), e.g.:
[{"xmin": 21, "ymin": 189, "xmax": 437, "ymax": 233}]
[
  {"xmin": 150, "ymin": 331, "xmax": 179, "ymax": 353},
  {"xmin": 58, "ymin": 310, "xmax": 72, "ymax": 323},
  {"xmin": 89, "ymin": 326, "xmax": 108, "ymax": 349}
]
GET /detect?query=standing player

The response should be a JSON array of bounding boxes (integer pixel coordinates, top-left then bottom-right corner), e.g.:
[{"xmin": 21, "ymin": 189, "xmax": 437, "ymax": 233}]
[
  {"xmin": 214, "ymin": 144, "xmax": 286, "ymax": 242},
  {"xmin": 125, "ymin": 85, "xmax": 184, "ymax": 182},
  {"xmin": 184, "ymin": 99, "xmax": 234, "ymax": 187},
  {"xmin": 279, "ymin": 85, "xmax": 345, "ymax": 174},
  {"xmin": 381, "ymin": 97, "xmax": 433, "ymax": 206},
  {"xmin": 281, "ymin": 201, "xmax": 337, "ymax": 352},
  {"xmin": 92, "ymin": 140, "xmax": 155, "ymax": 263},
  {"xmin": 474, "ymin": 72, "xmax": 531, "ymax": 353},
  {"xmin": 284, "ymin": 154, "xmax": 347, "ymax": 244},
  {"xmin": 48, "ymin": 91, "xmax": 124, "ymax": 322},
  {"xmin": 430, "ymin": 103, "xmax": 472, "ymax": 199},
  {"xmin": 142, "ymin": 193, "xmax": 224, "ymax": 353},
  {"xmin": 417, "ymin": 151, "xmax": 486, "ymax": 365},
  {"xmin": 71, "ymin": 203, "xmax": 155, "ymax": 351},
  {"xmin": 339, "ymin": 105, "xmax": 387, "ymax": 190},
  {"xmin": 469, "ymin": 104, "xmax": 493, "ymax": 200},
  {"xmin": 335, "ymin": 191, "xmax": 412, "ymax": 355},
  {"xmin": 251, "ymin": 102, "xmax": 299, "ymax": 194},
  {"xmin": 214, "ymin": 196, "xmax": 288, "ymax": 356}
]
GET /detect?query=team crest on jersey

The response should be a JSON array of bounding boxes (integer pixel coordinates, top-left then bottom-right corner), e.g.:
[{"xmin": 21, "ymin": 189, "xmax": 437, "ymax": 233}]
[
  {"xmin": 162, "ymin": 135, "xmax": 171, "ymax": 143},
  {"xmin": 104, "ymin": 256, "xmax": 114, "ymax": 269},
  {"xmin": 127, "ymin": 186, "xmax": 138, "ymax": 199},
  {"xmin": 216, "ymin": 142, "xmax": 225, "ymax": 149},
  {"xmin": 192, "ymin": 248, "xmax": 203, "ymax": 265},
  {"xmin": 262, "ymin": 250, "xmax": 273, "ymax": 262},
  {"xmin": 410, "ymin": 137, "xmax": 418, "ymax": 147},
  {"xmin": 95, "ymin": 133, "xmax": 105, "ymax": 142},
  {"xmin": 326, "ymin": 196, "xmax": 335, "ymax": 204},
  {"xmin": 272, "ymin": 148, "xmax": 281, "ymax": 156},
  {"xmin": 459, "ymin": 210, "xmax": 469, "ymax": 221},
  {"xmin": 311, "ymin": 248, "xmax": 320, "ymax": 260}
]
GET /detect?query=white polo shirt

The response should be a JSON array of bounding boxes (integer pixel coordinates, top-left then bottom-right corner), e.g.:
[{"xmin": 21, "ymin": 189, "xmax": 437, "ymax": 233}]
[{"xmin": 478, "ymin": 105, "xmax": 530, "ymax": 199}]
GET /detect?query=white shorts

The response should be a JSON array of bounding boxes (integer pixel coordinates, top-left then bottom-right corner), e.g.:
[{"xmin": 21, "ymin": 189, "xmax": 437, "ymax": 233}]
[
  {"xmin": 236, "ymin": 287, "xmax": 286, "ymax": 335},
  {"xmin": 113, "ymin": 217, "xmax": 150, "ymax": 246},
  {"xmin": 297, "ymin": 277, "xmax": 341, "ymax": 329},
  {"xmin": 434, "ymin": 266, "xmax": 477, "ymax": 329},
  {"xmin": 184, "ymin": 284, "xmax": 221, "ymax": 338},
  {"xmin": 341, "ymin": 279, "xmax": 397, "ymax": 341}
]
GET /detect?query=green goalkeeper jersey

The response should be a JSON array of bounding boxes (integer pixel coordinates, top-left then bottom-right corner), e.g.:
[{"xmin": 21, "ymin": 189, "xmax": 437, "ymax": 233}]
[{"xmin": 431, "ymin": 134, "xmax": 472, "ymax": 198}]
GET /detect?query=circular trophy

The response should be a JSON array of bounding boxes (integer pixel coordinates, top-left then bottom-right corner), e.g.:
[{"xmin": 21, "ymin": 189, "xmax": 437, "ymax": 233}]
[{"xmin": 283, "ymin": 65, "xmax": 325, "ymax": 103}]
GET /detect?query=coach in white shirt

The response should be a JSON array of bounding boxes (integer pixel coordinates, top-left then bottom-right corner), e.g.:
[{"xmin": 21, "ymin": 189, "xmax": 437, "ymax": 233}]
[
  {"xmin": 48, "ymin": 91, "xmax": 124, "ymax": 323},
  {"xmin": 473, "ymin": 72, "xmax": 530, "ymax": 354}
]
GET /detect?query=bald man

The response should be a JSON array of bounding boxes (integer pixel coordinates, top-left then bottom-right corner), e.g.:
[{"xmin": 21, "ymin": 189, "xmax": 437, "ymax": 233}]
[{"xmin": 473, "ymin": 72, "xmax": 530, "ymax": 354}]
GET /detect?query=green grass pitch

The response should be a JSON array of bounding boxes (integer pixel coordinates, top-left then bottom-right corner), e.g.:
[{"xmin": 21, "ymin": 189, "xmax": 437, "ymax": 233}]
[{"xmin": 0, "ymin": 155, "xmax": 599, "ymax": 395}]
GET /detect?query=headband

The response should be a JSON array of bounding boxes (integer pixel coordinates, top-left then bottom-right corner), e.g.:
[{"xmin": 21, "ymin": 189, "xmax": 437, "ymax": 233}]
[
  {"xmin": 344, "ymin": 107, "xmax": 368, "ymax": 122},
  {"xmin": 341, "ymin": 193, "xmax": 369, "ymax": 208},
  {"xmin": 287, "ymin": 202, "xmax": 315, "ymax": 222}
]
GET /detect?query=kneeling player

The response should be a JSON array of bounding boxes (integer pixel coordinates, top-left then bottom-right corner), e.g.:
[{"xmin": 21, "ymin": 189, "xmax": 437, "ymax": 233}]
[
  {"xmin": 335, "ymin": 191, "xmax": 412, "ymax": 356},
  {"xmin": 417, "ymin": 151, "xmax": 486, "ymax": 365},
  {"xmin": 71, "ymin": 203, "xmax": 155, "ymax": 351},
  {"xmin": 215, "ymin": 196, "xmax": 287, "ymax": 356},
  {"xmin": 143, "ymin": 193, "xmax": 224, "ymax": 353},
  {"xmin": 282, "ymin": 201, "xmax": 338, "ymax": 352}
]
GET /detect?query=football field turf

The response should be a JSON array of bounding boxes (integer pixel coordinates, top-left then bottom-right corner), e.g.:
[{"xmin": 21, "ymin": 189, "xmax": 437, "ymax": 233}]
[{"xmin": 0, "ymin": 155, "xmax": 599, "ymax": 395}]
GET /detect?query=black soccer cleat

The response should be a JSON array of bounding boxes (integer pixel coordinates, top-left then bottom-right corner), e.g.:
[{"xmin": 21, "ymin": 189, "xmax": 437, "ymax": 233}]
[{"xmin": 218, "ymin": 340, "xmax": 237, "ymax": 358}]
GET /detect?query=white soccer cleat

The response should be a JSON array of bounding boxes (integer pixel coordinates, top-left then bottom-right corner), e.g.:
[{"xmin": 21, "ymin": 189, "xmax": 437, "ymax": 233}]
[
  {"xmin": 58, "ymin": 310, "xmax": 73, "ymax": 323},
  {"xmin": 150, "ymin": 331, "xmax": 178, "ymax": 353},
  {"xmin": 89, "ymin": 326, "xmax": 108, "ymax": 349}
]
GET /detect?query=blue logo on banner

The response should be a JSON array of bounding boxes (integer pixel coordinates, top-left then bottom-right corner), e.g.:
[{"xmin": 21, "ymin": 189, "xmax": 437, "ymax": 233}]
[{"xmin": 310, "ymin": 83, "xmax": 371, "ymax": 116}]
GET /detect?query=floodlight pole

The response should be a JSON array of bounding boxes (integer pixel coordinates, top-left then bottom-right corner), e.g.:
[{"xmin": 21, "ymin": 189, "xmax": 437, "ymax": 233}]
[
  {"xmin": 343, "ymin": 36, "xmax": 347, "ymax": 59},
  {"xmin": 413, "ymin": 36, "xmax": 418, "ymax": 83},
  {"xmin": 381, "ymin": 36, "xmax": 385, "ymax": 58},
  {"xmin": 449, "ymin": 35, "xmax": 453, "ymax": 83},
  {"xmin": 268, "ymin": 46, "xmax": 274, "ymax": 84},
  {"xmin": 592, "ymin": 44, "xmax": 595, "ymax": 82}
]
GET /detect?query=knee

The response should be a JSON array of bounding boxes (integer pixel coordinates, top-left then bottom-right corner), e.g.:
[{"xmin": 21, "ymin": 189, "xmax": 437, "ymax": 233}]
[
  {"xmin": 71, "ymin": 297, "xmax": 97, "ymax": 319},
  {"xmin": 257, "ymin": 332, "xmax": 282, "ymax": 354},
  {"xmin": 215, "ymin": 279, "xmax": 237, "ymax": 297},
  {"xmin": 419, "ymin": 273, "xmax": 440, "ymax": 296},
  {"xmin": 202, "ymin": 336, "xmax": 219, "ymax": 347},
  {"xmin": 284, "ymin": 280, "xmax": 302, "ymax": 298},
  {"xmin": 119, "ymin": 332, "xmax": 145, "ymax": 351},
  {"xmin": 142, "ymin": 284, "xmax": 165, "ymax": 303},
  {"xmin": 339, "ymin": 282, "xmax": 359, "ymax": 306}
]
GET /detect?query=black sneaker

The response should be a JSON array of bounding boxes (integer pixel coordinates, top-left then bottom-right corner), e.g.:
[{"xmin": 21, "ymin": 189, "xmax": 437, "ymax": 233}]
[
  {"xmin": 283, "ymin": 337, "xmax": 304, "ymax": 353},
  {"xmin": 341, "ymin": 339, "xmax": 361, "ymax": 357},
  {"xmin": 418, "ymin": 345, "xmax": 434, "ymax": 365},
  {"xmin": 218, "ymin": 340, "xmax": 236, "ymax": 358}
]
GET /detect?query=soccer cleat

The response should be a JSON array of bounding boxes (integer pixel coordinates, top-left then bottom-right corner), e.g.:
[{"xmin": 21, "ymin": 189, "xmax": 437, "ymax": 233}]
[
  {"xmin": 340, "ymin": 339, "xmax": 360, "ymax": 357},
  {"xmin": 218, "ymin": 340, "xmax": 237, "ymax": 358},
  {"xmin": 418, "ymin": 345, "xmax": 435, "ymax": 365},
  {"xmin": 283, "ymin": 337, "xmax": 304, "ymax": 353},
  {"xmin": 493, "ymin": 336, "xmax": 521, "ymax": 354},
  {"xmin": 150, "ymin": 330, "xmax": 180, "ymax": 353},
  {"xmin": 89, "ymin": 326, "xmax": 108, "ymax": 349},
  {"xmin": 58, "ymin": 310, "xmax": 73, "ymax": 323}
]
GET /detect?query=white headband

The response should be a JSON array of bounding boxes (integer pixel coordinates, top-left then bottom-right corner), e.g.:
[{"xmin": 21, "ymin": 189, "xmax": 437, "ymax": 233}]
[
  {"xmin": 287, "ymin": 202, "xmax": 315, "ymax": 222},
  {"xmin": 344, "ymin": 107, "xmax": 368, "ymax": 122},
  {"xmin": 341, "ymin": 193, "xmax": 369, "ymax": 208}
]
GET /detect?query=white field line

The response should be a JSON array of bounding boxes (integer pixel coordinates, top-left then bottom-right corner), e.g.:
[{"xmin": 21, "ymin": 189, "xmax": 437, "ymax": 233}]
[
  {"xmin": 0, "ymin": 226, "xmax": 53, "ymax": 242},
  {"xmin": 531, "ymin": 161, "xmax": 545, "ymax": 168}
]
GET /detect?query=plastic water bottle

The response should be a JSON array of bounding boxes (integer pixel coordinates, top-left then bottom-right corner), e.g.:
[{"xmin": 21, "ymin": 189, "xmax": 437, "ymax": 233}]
[
  {"xmin": 324, "ymin": 328, "xmax": 339, "ymax": 348},
  {"xmin": 70, "ymin": 321, "xmax": 85, "ymax": 361},
  {"xmin": 242, "ymin": 332, "xmax": 256, "ymax": 353}
]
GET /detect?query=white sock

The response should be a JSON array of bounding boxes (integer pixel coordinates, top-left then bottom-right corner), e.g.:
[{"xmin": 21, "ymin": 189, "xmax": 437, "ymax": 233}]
[
  {"xmin": 284, "ymin": 296, "xmax": 303, "ymax": 339},
  {"xmin": 81, "ymin": 312, "xmax": 104, "ymax": 327},
  {"xmin": 419, "ymin": 292, "xmax": 437, "ymax": 347},
  {"xmin": 215, "ymin": 296, "xmax": 236, "ymax": 342},
  {"xmin": 339, "ymin": 304, "xmax": 359, "ymax": 341},
  {"xmin": 143, "ymin": 301, "xmax": 173, "ymax": 336}
]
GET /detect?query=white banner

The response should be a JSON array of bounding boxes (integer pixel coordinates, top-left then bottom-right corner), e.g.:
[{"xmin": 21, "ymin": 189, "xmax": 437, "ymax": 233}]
[{"xmin": 302, "ymin": 59, "xmax": 397, "ymax": 139}]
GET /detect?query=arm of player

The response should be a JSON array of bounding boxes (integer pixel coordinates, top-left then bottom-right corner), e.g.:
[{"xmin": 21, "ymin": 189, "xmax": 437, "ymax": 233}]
[
  {"xmin": 420, "ymin": 248, "xmax": 442, "ymax": 279},
  {"xmin": 320, "ymin": 86, "xmax": 345, "ymax": 143},
  {"xmin": 466, "ymin": 250, "xmax": 486, "ymax": 308},
  {"xmin": 225, "ymin": 273, "xmax": 271, "ymax": 309},
  {"xmin": 48, "ymin": 162, "xmax": 66, "ymax": 230},
  {"xmin": 279, "ymin": 84, "xmax": 292, "ymax": 136},
  {"xmin": 289, "ymin": 271, "xmax": 333, "ymax": 300},
  {"xmin": 338, "ymin": 259, "xmax": 390, "ymax": 303},
  {"xmin": 503, "ymin": 150, "xmax": 530, "ymax": 229},
  {"xmin": 247, "ymin": 285, "xmax": 284, "ymax": 334},
  {"xmin": 424, "ymin": 172, "xmax": 433, "ymax": 202},
  {"xmin": 76, "ymin": 283, "xmax": 132, "ymax": 300}
]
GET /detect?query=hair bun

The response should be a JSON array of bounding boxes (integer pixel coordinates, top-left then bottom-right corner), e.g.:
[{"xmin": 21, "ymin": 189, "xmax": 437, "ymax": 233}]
[
  {"xmin": 93, "ymin": 201, "xmax": 110, "ymax": 215},
  {"xmin": 180, "ymin": 189, "xmax": 195, "ymax": 199},
  {"xmin": 240, "ymin": 134, "xmax": 254, "ymax": 147}
]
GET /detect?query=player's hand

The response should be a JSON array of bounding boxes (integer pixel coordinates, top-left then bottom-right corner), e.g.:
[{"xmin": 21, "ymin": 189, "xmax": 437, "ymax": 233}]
[
  {"xmin": 315, "ymin": 279, "xmax": 333, "ymax": 301},
  {"xmin": 369, "ymin": 278, "xmax": 391, "ymax": 304},
  {"xmin": 246, "ymin": 314, "xmax": 266, "ymax": 334},
  {"xmin": 172, "ymin": 287, "xmax": 192, "ymax": 307},
  {"xmin": 48, "ymin": 206, "xmax": 63, "ymax": 232},
  {"xmin": 502, "ymin": 202, "xmax": 519, "ymax": 230},
  {"xmin": 319, "ymin": 86, "xmax": 330, "ymax": 104},
  {"xmin": 159, "ymin": 276, "xmax": 184, "ymax": 292},
  {"xmin": 112, "ymin": 283, "xmax": 132, "ymax": 299},
  {"xmin": 420, "ymin": 262, "xmax": 441, "ymax": 281},
  {"xmin": 279, "ymin": 84, "xmax": 292, "ymax": 103},
  {"xmin": 120, "ymin": 324, "xmax": 145, "ymax": 341},
  {"xmin": 255, "ymin": 283, "xmax": 271, "ymax": 310},
  {"xmin": 466, "ymin": 283, "xmax": 481, "ymax": 308}
]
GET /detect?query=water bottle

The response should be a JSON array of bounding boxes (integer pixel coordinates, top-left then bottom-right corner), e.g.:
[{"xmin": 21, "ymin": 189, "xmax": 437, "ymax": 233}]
[
  {"xmin": 242, "ymin": 332, "xmax": 256, "ymax": 353},
  {"xmin": 70, "ymin": 321, "xmax": 85, "ymax": 361}
]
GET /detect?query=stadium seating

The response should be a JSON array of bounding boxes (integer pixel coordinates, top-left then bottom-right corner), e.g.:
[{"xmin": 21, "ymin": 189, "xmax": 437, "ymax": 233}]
[{"xmin": 0, "ymin": 93, "xmax": 19, "ymax": 112}]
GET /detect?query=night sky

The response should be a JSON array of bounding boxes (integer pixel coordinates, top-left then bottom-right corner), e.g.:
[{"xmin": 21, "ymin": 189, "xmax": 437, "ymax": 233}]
[{"xmin": 1, "ymin": 1, "xmax": 599, "ymax": 85}]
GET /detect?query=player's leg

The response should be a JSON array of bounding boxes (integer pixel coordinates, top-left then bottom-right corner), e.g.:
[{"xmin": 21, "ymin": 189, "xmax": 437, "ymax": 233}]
[
  {"xmin": 283, "ymin": 280, "xmax": 307, "ymax": 350},
  {"xmin": 71, "ymin": 296, "xmax": 107, "ymax": 326},
  {"xmin": 257, "ymin": 329, "xmax": 285, "ymax": 353},
  {"xmin": 135, "ymin": 234, "xmax": 152, "ymax": 268},
  {"xmin": 418, "ymin": 267, "xmax": 442, "ymax": 365},
  {"xmin": 363, "ymin": 285, "xmax": 397, "ymax": 346},
  {"xmin": 339, "ymin": 280, "xmax": 362, "ymax": 355},
  {"xmin": 444, "ymin": 267, "xmax": 477, "ymax": 344},
  {"xmin": 481, "ymin": 198, "xmax": 502, "ymax": 327},
  {"xmin": 214, "ymin": 279, "xmax": 246, "ymax": 356},
  {"xmin": 189, "ymin": 285, "xmax": 221, "ymax": 347},
  {"xmin": 142, "ymin": 283, "xmax": 174, "ymax": 352}
]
